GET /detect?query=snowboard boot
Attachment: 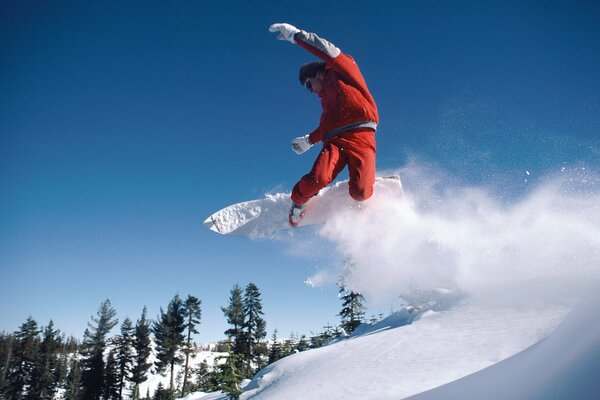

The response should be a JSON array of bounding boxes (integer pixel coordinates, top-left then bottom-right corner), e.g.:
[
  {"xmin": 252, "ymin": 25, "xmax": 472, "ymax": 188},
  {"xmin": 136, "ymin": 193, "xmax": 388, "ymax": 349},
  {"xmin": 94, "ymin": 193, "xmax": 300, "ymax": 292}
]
[{"xmin": 288, "ymin": 202, "xmax": 306, "ymax": 227}]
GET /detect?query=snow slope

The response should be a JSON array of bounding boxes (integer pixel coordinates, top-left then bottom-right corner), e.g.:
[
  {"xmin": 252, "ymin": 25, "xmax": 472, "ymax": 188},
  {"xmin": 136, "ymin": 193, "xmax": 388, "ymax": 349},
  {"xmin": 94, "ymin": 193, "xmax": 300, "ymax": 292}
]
[
  {"xmin": 407, "ymin": 289, "xmax": 600, "ymax": 400},
  {"xmin": 239, "ymin": 300, "xmax": 569, "ymax": 400}
]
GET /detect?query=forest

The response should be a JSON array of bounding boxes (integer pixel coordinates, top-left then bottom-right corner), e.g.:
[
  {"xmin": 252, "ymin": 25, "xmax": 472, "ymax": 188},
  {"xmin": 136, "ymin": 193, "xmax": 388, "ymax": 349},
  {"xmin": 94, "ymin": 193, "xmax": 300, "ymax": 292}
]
[{"xmin": 0, "ymin": 282, "xmax": 372, "ymax": 400}]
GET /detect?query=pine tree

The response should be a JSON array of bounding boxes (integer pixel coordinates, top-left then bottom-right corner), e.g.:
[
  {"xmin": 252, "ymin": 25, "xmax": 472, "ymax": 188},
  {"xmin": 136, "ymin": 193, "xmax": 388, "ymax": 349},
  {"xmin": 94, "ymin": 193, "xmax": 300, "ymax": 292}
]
[
  {"xmin": 195, "ymin": 360, "xmax": 214, "ymax": 392},
  {"xmin": 103, "ymin": 349, "xmax": 120, "ymax": 400},
  {"xmin": 338, "ymin": 285, "xmax": 366, "ymax": 335},
  {"xmin": 309, "ymin": 323, "xmax": 336, "ymax": 349},
  {"xmin": 221, "ymin": 284, "xmax": 244, "ymax": 355},
  {"xmin": 152, "ymin": 382, "xmax": 170, "ymax": 400},
  {"xmin": 0, "ymin": 333, "xmax": 14, "ymax": 393},
  {"xmin": 130, "ymin": 307, "xmax": 152, "ymax": 399},
  {"xmin": 153, "ymin": 294, "xmax": 186, "ymax": 395},
  {"xmin": 214, "ymin": 345, "xmax": 243, "ymax": 400},
  {"xmin": 295, "ymin": 334, "xmax": 310, "ymax": 353},
  {"xmin": 80, "ymin": 299, "xmax": 118, "ymax": 400},
  {"xmin": 63, "ymin": 357, "xmax": 82, "ymax": 400},
  {"xmin": 3, "ymin": 317, "xmax": 40, "ymax": 400},
  {"xmin": 282, "ymin": 332, "xmax": 297, "ymax": 358},
  {"xmin": 242, "ymin": 283, "xmax": 267, "ymax": 375},
  {"xmin": 267, "ymin": 329, "xmax": 282, "ymax": 364},
  {"xmin": 114, "ymin": 317, "xmax": 134, "ymax": 399},
  {"xmin": 57, "ymin": 335, "xmax": 78, "ymax": 391},
  {"xmin": 29, "ymin": 321, "xmax": 61, "ymax": 399},
  {"xmin": 182, "ymin": 295, "xmax": 201, "ymax": 396}
]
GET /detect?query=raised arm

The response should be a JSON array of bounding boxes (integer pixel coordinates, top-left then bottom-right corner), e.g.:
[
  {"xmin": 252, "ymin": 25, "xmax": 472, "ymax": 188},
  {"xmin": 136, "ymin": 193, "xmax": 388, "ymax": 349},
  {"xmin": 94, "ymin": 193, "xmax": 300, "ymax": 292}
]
[{"xmin": 269, "ymin": 23, "xmax": 374, "ymax": 108}]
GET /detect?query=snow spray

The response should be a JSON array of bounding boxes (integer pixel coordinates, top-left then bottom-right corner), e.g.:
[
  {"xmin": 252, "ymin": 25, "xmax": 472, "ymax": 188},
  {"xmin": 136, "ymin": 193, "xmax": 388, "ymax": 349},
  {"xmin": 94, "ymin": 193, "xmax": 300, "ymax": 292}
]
[{"xmin": 310, "ymin": 162, "xmax": 600, "ymax": 307}]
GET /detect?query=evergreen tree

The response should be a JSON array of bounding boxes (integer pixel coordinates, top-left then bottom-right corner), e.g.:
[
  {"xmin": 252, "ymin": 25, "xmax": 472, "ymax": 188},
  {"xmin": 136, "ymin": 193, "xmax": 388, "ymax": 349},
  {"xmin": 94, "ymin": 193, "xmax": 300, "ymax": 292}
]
[
  {"xmin": 267, "ymin": 329, "xmax": 282, "ymax": 364},
  {"xmin": 80, "ymin": 299, "xmax": 119, "ymax": 400},
  {"xmin": 281, "ymin": 332, "xmax": 297, "ymax": 358},
  {"xmin": 242, "ymin": 283, "xmax": 266, "ymax": 375},
  {"xmin": 295, "ymin": 334, "xmax": 310, "ymax": 353},
  {"xmin": 57, "ymin": 335, "xmax": 78, "ymax": 391},
  {"xmin": 114, "ymin": 317, "xmax": 134, "ymax": 399},
  {"xmin": 152, "ymin": 382, "xmax": 172, "ymax": 400},
  {"xmin": 195, "ymin": 360, "xmax": 214, "ymax": 392},
  {"xmin": 338, "ymin": 285, "xmax": 366, "ymax": 335},
  {"xmin": 3, "ymin": 317, "xmax": 40, "ymax": 400},
  {"xmin": 214, "ymin": 348, "xmax": 243, "ymax": 400},
  {"xmin": 102, "ymin": 349, "xmax": 120, "ymax": 400},
  {"xmin": 182, "ymin": 295, "xmax": 201, "ymax": 396},
  {"xmin": 221, "ymin": 284, "xmax": 244, "ymax": 355},
  {"xmin": 152, "ymin": 294, "xmax": 186, "ymax": 395},
  {"xmin": 0, "ymin": 333, "xmax": 14, "ymax": 393},
  {"xmin": 63, "ymin": 357, "xmax": 83, "ymax": 400},
  {"xmin": 29, "ymin": 321, "xmax": 61, "ymax": 400},
  {"xmin": 309, "ymin": 323, "xmax": 336, "ymax": 349},
  {"xmin": 130, "ymin": 307, "xmax": 152, "ymax": 400}
]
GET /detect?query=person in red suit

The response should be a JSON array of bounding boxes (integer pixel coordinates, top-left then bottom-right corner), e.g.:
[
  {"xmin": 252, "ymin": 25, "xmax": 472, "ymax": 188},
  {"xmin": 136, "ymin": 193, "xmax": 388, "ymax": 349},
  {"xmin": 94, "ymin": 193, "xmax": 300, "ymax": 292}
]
[{"xmin": 269, "ymin": 23, "xmax": 379, "ymax": 227}]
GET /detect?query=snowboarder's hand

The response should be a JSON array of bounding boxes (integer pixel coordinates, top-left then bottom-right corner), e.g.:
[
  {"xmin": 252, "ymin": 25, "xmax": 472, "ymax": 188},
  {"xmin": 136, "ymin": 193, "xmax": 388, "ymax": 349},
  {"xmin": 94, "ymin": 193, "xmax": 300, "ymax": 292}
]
[
  {"xmin": 269, "ymin": 23, "xmax": 300, "ymax": 44},
  {"xmin": 291, "ymin": 135, "xmax": 312, "ymax": 155}
]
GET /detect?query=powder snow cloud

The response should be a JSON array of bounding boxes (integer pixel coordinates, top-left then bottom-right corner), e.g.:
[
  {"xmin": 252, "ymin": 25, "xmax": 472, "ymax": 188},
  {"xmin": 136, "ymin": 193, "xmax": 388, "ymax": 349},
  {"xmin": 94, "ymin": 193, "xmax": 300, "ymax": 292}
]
[{"xmin": 309, "ymin": 161, "xmax": 600, "ymax": 307}]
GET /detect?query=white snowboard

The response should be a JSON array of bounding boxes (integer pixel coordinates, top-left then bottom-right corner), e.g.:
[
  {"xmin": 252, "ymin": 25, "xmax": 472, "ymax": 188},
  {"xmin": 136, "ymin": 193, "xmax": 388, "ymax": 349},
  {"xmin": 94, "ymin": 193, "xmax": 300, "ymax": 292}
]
[{"xmin": 203, "ymin": 175, "xmax": 403, "ymax": 236}]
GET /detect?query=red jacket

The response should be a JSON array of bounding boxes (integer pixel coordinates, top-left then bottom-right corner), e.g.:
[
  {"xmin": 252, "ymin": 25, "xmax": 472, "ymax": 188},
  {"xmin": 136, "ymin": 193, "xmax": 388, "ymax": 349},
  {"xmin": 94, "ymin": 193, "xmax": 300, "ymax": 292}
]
[{"xmin": 295, "ymin": 31, "xmax": 379, "ymax": 145}]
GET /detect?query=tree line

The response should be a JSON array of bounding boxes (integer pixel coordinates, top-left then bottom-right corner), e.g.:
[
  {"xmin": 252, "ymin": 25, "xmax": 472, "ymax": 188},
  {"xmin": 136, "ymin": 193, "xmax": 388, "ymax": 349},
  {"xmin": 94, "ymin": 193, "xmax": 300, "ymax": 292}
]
[{"xmin": 0, "ymin": 282, "xmax": 371, "ymax": 400}]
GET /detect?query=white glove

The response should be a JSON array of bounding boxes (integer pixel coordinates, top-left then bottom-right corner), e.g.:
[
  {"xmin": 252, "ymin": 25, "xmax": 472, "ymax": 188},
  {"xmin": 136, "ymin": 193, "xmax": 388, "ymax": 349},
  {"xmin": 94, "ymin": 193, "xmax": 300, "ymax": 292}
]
[
  {"xmin": 269, "ymin": 23, "xmax": 300, "ymax": 44},
  {"xmin": 291, "ymin": 135, "xmax": 312, "ymax": 155}
]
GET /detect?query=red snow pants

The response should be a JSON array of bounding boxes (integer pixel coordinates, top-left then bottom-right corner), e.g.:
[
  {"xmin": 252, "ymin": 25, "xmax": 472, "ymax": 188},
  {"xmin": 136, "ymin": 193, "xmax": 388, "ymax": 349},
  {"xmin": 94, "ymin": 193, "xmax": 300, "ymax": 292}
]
[{"xmin": 291, "ymin": 131, "xmax": 376, "ymax": 205}]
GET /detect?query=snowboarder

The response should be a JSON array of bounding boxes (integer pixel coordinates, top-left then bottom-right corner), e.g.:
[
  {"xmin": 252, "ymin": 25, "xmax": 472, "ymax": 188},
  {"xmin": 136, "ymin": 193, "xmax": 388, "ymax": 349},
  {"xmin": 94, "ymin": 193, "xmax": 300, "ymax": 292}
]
[{"xmin": 269, "ymin": 23, "xmax": 379, "ymax": 227}]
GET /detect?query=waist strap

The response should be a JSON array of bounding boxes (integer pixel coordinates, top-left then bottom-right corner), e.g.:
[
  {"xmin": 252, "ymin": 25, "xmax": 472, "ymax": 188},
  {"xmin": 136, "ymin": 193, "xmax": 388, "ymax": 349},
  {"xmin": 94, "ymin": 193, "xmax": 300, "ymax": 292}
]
[{"xmin": 322, "ymin": 121, "xmax": 377, "ymax": 142}]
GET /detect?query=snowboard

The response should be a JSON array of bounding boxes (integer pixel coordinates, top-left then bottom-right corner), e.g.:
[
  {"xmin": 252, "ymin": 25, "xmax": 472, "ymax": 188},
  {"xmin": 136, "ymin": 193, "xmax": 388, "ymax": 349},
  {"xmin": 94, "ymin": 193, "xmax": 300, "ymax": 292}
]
[{"xmin": 203, "ymin": 175, "xmax": 403, "ymax": 237}]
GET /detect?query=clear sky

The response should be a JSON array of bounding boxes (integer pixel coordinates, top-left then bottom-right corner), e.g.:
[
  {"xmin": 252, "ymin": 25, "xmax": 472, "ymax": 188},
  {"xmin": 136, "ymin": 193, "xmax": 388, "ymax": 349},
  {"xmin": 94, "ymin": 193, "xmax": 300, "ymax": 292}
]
[{"xmin": 1, "ymin": 0, "xmax": 599, "ymax": 342}]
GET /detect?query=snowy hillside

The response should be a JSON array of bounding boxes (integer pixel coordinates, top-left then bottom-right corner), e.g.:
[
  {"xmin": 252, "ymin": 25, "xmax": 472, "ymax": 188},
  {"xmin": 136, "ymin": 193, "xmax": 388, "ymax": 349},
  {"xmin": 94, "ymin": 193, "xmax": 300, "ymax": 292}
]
[
  {"xmin": 179, "ymin": 290, "xmax": 600, "ymax": 400},
  {"xmin": 408, "ymin": 289, "xmax": 600, "ymax": 399},
  {"xmin": 237, "ymin": 299, "xmax": 570, "ymax": 399}
]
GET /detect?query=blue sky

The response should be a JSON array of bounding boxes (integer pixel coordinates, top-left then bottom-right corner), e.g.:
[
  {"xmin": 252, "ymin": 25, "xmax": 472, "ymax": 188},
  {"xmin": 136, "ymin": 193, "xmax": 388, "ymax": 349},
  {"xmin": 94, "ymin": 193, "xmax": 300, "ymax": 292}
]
[{"xmin": 1, "ymin": 0, "xmax": 599, "ymax": 342}]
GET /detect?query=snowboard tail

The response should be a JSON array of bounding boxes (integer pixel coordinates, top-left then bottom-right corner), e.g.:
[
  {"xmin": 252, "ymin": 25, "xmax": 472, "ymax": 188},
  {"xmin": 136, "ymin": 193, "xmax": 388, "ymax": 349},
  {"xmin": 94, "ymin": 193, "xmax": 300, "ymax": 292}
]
[{"xmin": 204, "ymin": 175, "xmax": 403, "ymax": 237}]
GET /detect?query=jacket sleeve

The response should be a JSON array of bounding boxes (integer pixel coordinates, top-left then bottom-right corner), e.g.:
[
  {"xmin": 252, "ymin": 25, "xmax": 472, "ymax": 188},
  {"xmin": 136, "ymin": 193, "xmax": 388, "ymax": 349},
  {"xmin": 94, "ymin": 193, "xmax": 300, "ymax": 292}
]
[
  {"xmin": 308, "ymin": 120, "xmax": 326, "ymax": 145},
  {"xmin": 294, "ymin": 30, "xmax": 373, "ymax": 104}
]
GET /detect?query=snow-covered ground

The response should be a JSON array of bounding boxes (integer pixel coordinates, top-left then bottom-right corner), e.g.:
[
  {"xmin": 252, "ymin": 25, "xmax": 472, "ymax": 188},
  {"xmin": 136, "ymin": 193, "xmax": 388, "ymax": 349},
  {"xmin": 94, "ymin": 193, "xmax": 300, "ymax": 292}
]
[
  {"xmin": 180, "ymin": 289, "xmax": 600, "ymax": 400},
  {"xmin": 407, "ymin": 289, "xmax": 600, "ymax": 400},
  {"xmin": 237, "ymin": 299, "xmax": 570, "ymax": 399}
]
